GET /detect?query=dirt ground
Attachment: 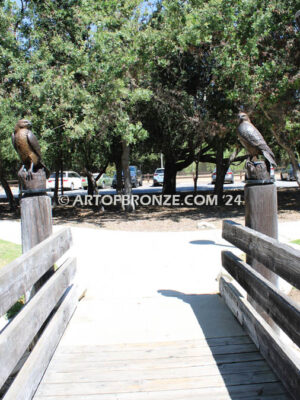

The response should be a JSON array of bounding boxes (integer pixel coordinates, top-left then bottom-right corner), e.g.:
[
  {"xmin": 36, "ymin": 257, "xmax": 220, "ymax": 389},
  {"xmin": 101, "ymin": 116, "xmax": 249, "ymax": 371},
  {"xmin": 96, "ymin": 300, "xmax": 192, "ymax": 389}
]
[
  {"xmin": 50, "ymin": 187, "xmax": 300, "ymax": 231},
  {"xmin": 1, "ymin": 187, "xmax": 299, "ymax": 232}
]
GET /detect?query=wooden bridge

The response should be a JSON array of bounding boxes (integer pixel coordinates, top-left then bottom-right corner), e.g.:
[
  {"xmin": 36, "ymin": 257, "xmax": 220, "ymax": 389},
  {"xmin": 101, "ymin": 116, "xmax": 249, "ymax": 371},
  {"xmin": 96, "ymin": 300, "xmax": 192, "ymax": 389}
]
[{"xmin": 0, "ymin": 221, "xmax": 299, "ymax": 400}]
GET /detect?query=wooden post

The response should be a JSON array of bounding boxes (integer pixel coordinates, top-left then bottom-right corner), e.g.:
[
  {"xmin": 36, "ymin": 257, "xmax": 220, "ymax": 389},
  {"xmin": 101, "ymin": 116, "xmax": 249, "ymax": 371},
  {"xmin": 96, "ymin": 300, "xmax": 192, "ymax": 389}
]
[
  {"xmin": 245, "ymin": 182, "xmax": 278, "ymax": 326},
  {"xmin": 21, "ymin": 196, "xmax": 52, "ymax": 252},
  {"xmin": 19, "ymin": 170, "xmax": 54, "ymax": 299},
  {"xmin": 21, "ymin": 195, "xmax": 53, "ymax": 299}
]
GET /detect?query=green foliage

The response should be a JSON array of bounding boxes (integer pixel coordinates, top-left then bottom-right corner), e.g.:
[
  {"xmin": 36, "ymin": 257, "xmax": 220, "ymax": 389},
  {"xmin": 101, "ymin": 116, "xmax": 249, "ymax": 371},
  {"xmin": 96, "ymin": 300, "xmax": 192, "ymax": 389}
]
[{"xmin": 0, "ymin": 0, "xmax": 298, "ymax": 188}]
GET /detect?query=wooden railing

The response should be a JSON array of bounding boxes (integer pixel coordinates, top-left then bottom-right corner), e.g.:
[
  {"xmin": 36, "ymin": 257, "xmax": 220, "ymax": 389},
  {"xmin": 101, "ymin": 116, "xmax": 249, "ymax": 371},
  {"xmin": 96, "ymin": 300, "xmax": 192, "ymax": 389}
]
[
  {"xmin": 0, "ymin": 227, "xmax": 78, "ymax": 400},
  {"xmin": 220, "ymin": 220, "xmax": 300, "ymax": 400}
]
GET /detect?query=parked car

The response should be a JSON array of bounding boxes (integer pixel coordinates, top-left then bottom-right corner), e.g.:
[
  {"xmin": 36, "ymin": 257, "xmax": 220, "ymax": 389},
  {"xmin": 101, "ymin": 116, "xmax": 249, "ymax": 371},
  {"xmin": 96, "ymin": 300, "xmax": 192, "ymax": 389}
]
[
  {"xmin": 211, "ymin": 168, "xmax": 234, "ymax": 184},
  {"xmin": 94, "ymin": 173, "xmax": 113, "ymax": 189},
  {"xmin": 280, "ymin": 164, "xmax": 300, "ymax": 181},
  {"xmin": 153, "ymin": 168, "xmax": 164, "ymax": 186},
  {"xmin": 81, "ymin": 173, "xmax": 113, "ymax": 189},
  {"xmin": 112, "ymin": 166, "xmax": 143, "ymax": 188},
  {"xmin": 280, "ymin": 168, "xmax": 289, "ymax": 181},
  {"xmin": 81, "ymin": 176, "xmax": 88, "ymax": 189},
  {"xmin": 47, "ymin": 171, "xmax": 83, "ymax": 191},
  {"xmin": 270, "ymin": 166, "xmax": 276, "ymax": 182}
]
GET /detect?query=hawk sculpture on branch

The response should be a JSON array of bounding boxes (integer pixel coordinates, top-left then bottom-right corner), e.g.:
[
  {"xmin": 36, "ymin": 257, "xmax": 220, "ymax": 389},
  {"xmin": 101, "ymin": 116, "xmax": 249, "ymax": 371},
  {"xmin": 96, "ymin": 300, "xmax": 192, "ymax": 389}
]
[
  {"xmin": 237, "ymin": 112, "xmax": 277, "ymax": 173},
  {"xmin": 12, "ymin": 119, "xmax": 49, "ymax": 179}
]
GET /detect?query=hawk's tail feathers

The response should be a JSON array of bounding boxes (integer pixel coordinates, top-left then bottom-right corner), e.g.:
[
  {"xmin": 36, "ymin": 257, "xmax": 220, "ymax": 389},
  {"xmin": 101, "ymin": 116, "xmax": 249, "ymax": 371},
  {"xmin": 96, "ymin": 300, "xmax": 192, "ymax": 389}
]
[{"xmin": 262, "ymin": 150, "xmax": 277, "ymax": 167}]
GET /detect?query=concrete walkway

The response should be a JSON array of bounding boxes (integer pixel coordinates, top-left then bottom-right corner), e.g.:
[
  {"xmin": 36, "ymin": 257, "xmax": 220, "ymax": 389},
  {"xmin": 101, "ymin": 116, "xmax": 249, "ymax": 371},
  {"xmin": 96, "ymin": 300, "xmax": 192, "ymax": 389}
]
[{"xmin": 0, "ymin": 219, "xmax": 299, "ymax": 346}]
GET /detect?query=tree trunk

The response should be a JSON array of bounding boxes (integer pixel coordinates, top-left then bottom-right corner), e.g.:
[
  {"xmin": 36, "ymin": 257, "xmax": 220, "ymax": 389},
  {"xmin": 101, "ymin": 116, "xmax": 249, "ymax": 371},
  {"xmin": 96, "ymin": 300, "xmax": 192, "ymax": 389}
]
[
  {"xmin": 0, "ymin": 166, "xmax": 17, "ymax": 211},
  {"xmin": 163, "ymin": 157, "xmax": 177, "ymax": 195},
  {"xmin": 94, "ymin": 162, "xmax": 109, "ymax": 183},
  {"xmin": 214, "ymin": 141, "xmax": 227, "ymax": 205},
  {"xmin": 288, "ymin": 153, "xmax": 300, "ymax": 187},
  {"xmin": 53, "ymin": 167, "xmax": 59, "ymax": 205},
  {"xmin": 121, "ymin": 140, "xmax": 134, "ymax": 211},
  {"xmin": 60, "ymin": 157, "xmax": 64, "ymax": 195},
  {"xmin": 115, "ymin": 157, "xmax": 123, "ymax": 194},
  {"xmin": 86, "ymin": 170, "xmax": 98, "ymax": 196},
  {"xmin": 84, "ymin": 162, "xmax": 109, "ymax": 198},
  {"xmin": 193, "ymin": 159, "xmax": 200, "ymax": 194}
]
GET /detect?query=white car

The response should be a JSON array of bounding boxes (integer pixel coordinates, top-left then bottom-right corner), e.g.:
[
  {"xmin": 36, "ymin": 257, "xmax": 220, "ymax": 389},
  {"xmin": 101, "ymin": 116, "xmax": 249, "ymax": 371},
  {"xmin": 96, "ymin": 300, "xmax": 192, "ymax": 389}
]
[
  {"xmin": 47, "ymin": 171, "xmax": 83, "ymax": 191},
  {"xmin": 153, "ymin": 168, "xmax": 164, "ymax": 186}
]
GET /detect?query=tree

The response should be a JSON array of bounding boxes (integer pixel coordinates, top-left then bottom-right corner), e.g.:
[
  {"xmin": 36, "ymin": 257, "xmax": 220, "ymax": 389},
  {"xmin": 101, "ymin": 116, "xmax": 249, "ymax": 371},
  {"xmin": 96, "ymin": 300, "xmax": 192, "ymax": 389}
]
[
  {"xmin": 0, "ymin": 0, "xmax": 27, "ymax": 210},
  {"xmin": 1, "ymin": 0, "xmax": 298, "ymax": 212},
  {"xmin": 169, "ymin": 0, "xmax": 299, "ymax": 192}
]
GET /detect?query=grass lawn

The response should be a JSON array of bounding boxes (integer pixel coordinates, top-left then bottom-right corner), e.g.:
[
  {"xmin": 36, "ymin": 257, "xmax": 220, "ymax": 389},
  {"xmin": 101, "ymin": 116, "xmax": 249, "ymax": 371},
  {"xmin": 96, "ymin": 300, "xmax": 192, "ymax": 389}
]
[
  {"xmin": 0, "ymin": 239, "xmax": 21, "ymax": 268},
  {"xmin": 291, "ymin": 239, "xmax": 300, "ymax": 245}
]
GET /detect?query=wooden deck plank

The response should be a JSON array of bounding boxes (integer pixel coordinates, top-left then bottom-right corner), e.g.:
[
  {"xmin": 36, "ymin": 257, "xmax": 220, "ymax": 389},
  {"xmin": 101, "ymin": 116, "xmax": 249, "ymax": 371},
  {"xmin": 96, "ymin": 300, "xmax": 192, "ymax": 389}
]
[
  {"xmin": 34, "ymin": 382, "xmax": 289, "ymax": 400},
  {"xmin": 55, "ymin": 335, "xmax": 252, "ymax": 353},
  {"xmin": 32, "ymin": 329, "xmax": 291, "ymax": 400},
  {"xmin": 51, "ymin": 343, "xmax": 258, "ymax": 363},
  {"xmin": 34, "ymin": 334, "xmax": 283, "ymax": 397},
  {"xmin": 34, "ymin": 370, "xmax": 279, "ymax": 396},
  {"xmin": 42, "ymin": 360, "xmax": 271, "ymax": 383},
  {"xmin": 47, "ymin": 351, "xmax": 264, "ymax": 372},
  {"xmin": 33, "ymin": 327, "xmax": 290, "ymax": 399}
]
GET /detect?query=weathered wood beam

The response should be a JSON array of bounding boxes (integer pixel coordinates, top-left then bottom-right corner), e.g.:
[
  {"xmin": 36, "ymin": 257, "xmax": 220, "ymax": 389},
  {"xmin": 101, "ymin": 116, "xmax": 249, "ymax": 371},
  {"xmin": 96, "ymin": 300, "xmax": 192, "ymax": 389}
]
[
  {"xmin": 222, "ymin": 220, "xmax": 300, "ymax": 290},
  {"xmin": 220, "ymin": 276, "xmax": 300, "ymax": 400},
  {"xmin": 3, "ymin": 283, "xmax": 78, "ymax": 400},
  {"xmin": 0, "ymin": 257, "xmax": 76, "ymax": 389},
  {"xmin": 222, "ymin": 251, "xmax": 300, "ymax": 347},
  {"xmin": 0, "ymin": 227, "xmax": 72, "ymax": 317}
]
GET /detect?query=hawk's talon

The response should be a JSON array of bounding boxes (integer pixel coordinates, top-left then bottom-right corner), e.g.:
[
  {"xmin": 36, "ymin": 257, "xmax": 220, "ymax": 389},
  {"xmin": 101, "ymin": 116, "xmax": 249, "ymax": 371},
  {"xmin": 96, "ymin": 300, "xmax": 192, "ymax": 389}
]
[{"xmin": 26, "ymin": 171, "xmax": 33, "ymax": 181}]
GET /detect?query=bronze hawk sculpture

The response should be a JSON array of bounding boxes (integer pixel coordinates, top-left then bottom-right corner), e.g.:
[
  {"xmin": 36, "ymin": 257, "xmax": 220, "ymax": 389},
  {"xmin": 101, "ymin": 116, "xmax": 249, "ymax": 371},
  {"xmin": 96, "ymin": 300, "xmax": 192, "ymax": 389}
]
[
  {"xmin": 238, "ymin": 112, "xmax": 277, "ymax": 173},
  {"xmin": 12, "ymin": 119, "xmax": 49, "ymax": 179}
]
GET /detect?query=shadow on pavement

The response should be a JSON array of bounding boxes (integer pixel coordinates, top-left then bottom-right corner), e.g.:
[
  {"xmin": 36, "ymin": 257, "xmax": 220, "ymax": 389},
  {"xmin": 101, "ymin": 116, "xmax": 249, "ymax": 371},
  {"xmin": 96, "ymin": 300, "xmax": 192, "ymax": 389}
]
[{"xmin": 157, "ymin": 289, "xmax": 286, "ymax": 399}]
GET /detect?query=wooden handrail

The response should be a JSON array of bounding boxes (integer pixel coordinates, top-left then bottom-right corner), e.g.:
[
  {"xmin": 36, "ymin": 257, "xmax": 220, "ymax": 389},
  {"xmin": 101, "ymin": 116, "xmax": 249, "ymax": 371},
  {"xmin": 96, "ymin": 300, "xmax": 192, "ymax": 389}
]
[
  {"xmin": 220, "ymin": 276, "xmax": 300, "ymax": 400},
  {"xmin": 222, "ymin": 251, "xmax": 300, "ymax": 346},
  {"xmin": 0, "ymin": 227, "xmax": 72, "ymax": 317},
  {"xmin": 222, "ymin": 220, "xmax": 300, "ymax": 290},
  {"xmin": 221, "ymin": 220, "xmax": 300, "ymax": 400},
  {"xmin": 0, "ymin": 257, "xmax": 76, "ymax": 389},
  {"xmin": 0, "ymin": 227, "xmax": 77, "ymax": 400}
]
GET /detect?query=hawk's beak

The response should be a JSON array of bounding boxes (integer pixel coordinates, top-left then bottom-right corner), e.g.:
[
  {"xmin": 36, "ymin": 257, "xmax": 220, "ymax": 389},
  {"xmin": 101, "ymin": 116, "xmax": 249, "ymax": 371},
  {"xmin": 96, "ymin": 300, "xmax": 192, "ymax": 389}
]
[{"xmin": 24, "ymin": 120, "xmax": 32, "ymax": 128}]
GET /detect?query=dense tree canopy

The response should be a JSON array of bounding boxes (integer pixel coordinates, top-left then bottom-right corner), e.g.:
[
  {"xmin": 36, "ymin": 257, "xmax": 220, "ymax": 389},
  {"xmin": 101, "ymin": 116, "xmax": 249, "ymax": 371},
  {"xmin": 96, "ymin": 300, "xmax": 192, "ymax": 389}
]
[{"xmin": 0, "ymin": 0, "xmax": 299, "ymax": 206}]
